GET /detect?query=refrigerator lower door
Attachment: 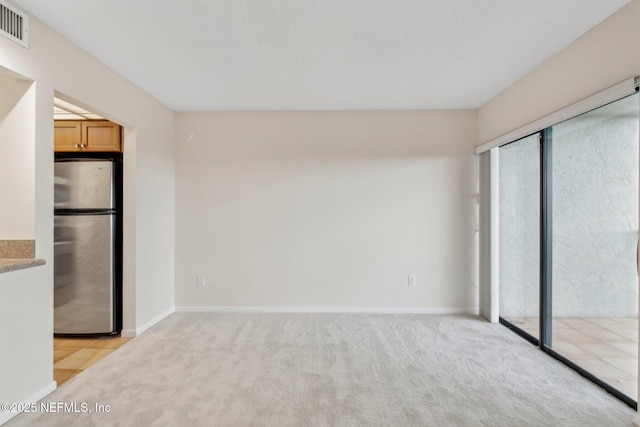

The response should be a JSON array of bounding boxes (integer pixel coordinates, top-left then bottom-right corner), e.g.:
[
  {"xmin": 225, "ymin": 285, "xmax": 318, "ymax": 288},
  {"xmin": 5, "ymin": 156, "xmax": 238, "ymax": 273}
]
[{"xmin": 54, "ymin": 214, "xmax": 115, "ymax": 334}]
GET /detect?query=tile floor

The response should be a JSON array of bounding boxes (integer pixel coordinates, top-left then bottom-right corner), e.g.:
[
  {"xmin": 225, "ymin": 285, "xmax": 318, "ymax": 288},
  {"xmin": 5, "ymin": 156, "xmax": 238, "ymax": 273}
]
[
  {"xmin": 506, "ymin": 317, "xmax": 638, "ymax": 400},
  {"xmin": 54, "ymin": 335, "xmax": 131, "ymax": 386}
]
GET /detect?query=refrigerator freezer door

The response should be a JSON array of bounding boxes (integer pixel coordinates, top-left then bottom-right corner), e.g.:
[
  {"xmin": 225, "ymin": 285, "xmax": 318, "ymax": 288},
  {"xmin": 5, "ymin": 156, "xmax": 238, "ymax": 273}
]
[
  {"xmin": 54, "ymin": 160, "xmax": 114, "ymax": 210},
  {"xmin": 54, "ymin": 214, "xmax": 115, "ymax": 334}
]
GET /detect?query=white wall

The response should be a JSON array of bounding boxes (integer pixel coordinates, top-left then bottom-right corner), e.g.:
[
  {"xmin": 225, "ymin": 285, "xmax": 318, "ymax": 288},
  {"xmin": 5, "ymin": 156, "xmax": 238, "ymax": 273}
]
[
  {"xmin": 176, "ymin": 111, "xmax": 478, "ymax": 310},
  {"xmin": 0, "ymin": 267, "xmax": 51, "ymax": 420},
  {"xmin": 0, "ymin": 73, "xmax": 34, "ymax": 238},
  {"xmin": 0, "ymin": 15, "xmax": 175, "ymax": 418}
]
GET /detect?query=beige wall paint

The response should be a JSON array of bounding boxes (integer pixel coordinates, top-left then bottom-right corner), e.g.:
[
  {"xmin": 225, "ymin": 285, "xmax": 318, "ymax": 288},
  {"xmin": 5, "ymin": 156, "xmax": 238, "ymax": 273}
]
[
  {"xmin": 0, "ymin": 17, "xmax": 175, "ymax": 416},
  {"xmin": 176, "ymin": 111, "xmax": 478, "ymax": 310},
  {"xmin": 0, "ymin": 74, "xmax": 34, "ymax": 238},
  {"xmin": 477, "ymin": 0, "xmax": 640, "ymax": 144}
]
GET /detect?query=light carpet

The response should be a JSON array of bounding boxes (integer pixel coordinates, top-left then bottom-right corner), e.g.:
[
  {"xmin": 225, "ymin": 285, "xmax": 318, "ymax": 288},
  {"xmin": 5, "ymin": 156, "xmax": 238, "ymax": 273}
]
[{"xmin": 7, "ymin": 313, "xmax": 636, "ymax": 426}]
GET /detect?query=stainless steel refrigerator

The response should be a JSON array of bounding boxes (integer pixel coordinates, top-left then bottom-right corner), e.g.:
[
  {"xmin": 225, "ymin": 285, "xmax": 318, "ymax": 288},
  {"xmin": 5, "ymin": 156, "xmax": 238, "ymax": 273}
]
[{"xmin": 54, "ymin": 158, "xmax": 120, "ymax": 335}]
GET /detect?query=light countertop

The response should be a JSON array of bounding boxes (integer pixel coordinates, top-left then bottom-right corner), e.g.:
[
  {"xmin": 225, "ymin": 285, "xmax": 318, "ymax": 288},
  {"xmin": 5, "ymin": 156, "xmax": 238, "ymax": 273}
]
[{"xmin": 0, "ymin": 258, "xmax": 46, "ymax": 273}]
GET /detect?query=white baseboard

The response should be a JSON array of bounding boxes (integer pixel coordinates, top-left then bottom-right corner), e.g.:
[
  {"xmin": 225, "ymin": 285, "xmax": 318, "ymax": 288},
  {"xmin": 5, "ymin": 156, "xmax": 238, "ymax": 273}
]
[
  {"xmin": 176, "ymin": 306, "xmax": 479, "ymax": 315},
  {"xmin": 0, "ymin": 381, "xmax": 56, "ymax": 426},
  {"xmin": 121, "ymin": 306, "xmax": 175, "ymax": 338}
]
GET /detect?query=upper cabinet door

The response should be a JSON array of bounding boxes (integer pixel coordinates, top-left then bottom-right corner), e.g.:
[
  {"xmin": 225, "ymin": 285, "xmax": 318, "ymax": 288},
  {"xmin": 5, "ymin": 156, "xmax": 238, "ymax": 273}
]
[
  {"xmin": 82, "ymin": 121, "xmax": 121, "ymax": 152},
  {"xmin": 54, "ymin": 121, "xmax": 83, "ymax": 152}
]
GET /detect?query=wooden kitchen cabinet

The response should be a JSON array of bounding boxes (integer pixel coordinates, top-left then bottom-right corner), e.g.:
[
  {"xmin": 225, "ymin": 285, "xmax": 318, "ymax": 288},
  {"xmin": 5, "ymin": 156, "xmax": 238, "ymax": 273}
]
[{"xmin": 54, "ymin": 120, "xmax": 122, "ymax": 152}]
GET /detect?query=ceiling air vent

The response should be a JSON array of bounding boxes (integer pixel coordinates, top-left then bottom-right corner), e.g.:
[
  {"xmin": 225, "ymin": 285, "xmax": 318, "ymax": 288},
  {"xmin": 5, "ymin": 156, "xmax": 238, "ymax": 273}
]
[{"xmin": 0, "ymin": 0, "xmax": 29, "ymax": 48}]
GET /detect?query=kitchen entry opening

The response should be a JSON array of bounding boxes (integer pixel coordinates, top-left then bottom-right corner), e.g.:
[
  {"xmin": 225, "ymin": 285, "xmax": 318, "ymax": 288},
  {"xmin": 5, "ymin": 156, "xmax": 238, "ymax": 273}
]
[
  {"xmin": 53, "ymin": 97, "xmax": 124, "ymax": 337},
  {"xmin": 52, "ymin": 95, "xmax": 128, "ymax": 386},
  {"xmin": 498, "ymin": 92, "xmax": 640, "ymax": 408}
]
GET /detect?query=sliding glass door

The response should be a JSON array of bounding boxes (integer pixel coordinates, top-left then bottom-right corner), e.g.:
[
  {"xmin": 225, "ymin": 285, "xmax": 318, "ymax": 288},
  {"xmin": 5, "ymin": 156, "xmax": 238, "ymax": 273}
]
[
  {"xmin": 499, "ymin": 134, "xmax": 540, "ymax": 341},
  {"xmin": 549, "ymin": 95, "xmax": 639, "ymax": 401},
  {"xmin": 498, "ymin": 92, "xmax": 640, "ymax": 406}
]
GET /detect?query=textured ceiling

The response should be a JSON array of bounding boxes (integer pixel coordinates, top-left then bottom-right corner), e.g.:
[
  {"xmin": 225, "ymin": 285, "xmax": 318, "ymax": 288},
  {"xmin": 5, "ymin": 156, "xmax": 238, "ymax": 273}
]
[{"xmin": 10, "ymin": 0, "xmax": 631, "ymax": 111}]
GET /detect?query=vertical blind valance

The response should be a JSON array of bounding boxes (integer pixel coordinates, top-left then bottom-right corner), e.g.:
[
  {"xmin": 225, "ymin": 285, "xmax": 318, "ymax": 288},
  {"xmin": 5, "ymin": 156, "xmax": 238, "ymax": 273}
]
[{"xmin": 475, "ymin": 76, "xmax": 639, "ymax": 155}]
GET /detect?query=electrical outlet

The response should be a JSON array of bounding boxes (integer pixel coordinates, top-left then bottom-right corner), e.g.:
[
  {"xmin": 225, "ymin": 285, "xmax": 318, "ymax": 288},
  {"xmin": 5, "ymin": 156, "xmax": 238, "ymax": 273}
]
[
  {"xmin": 197, "ymin": 275, "xmax": 206, "ymax": 287},
  {"xmin": 408, "ymin": 275, "xmax": 416, "ymax": 287}
]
